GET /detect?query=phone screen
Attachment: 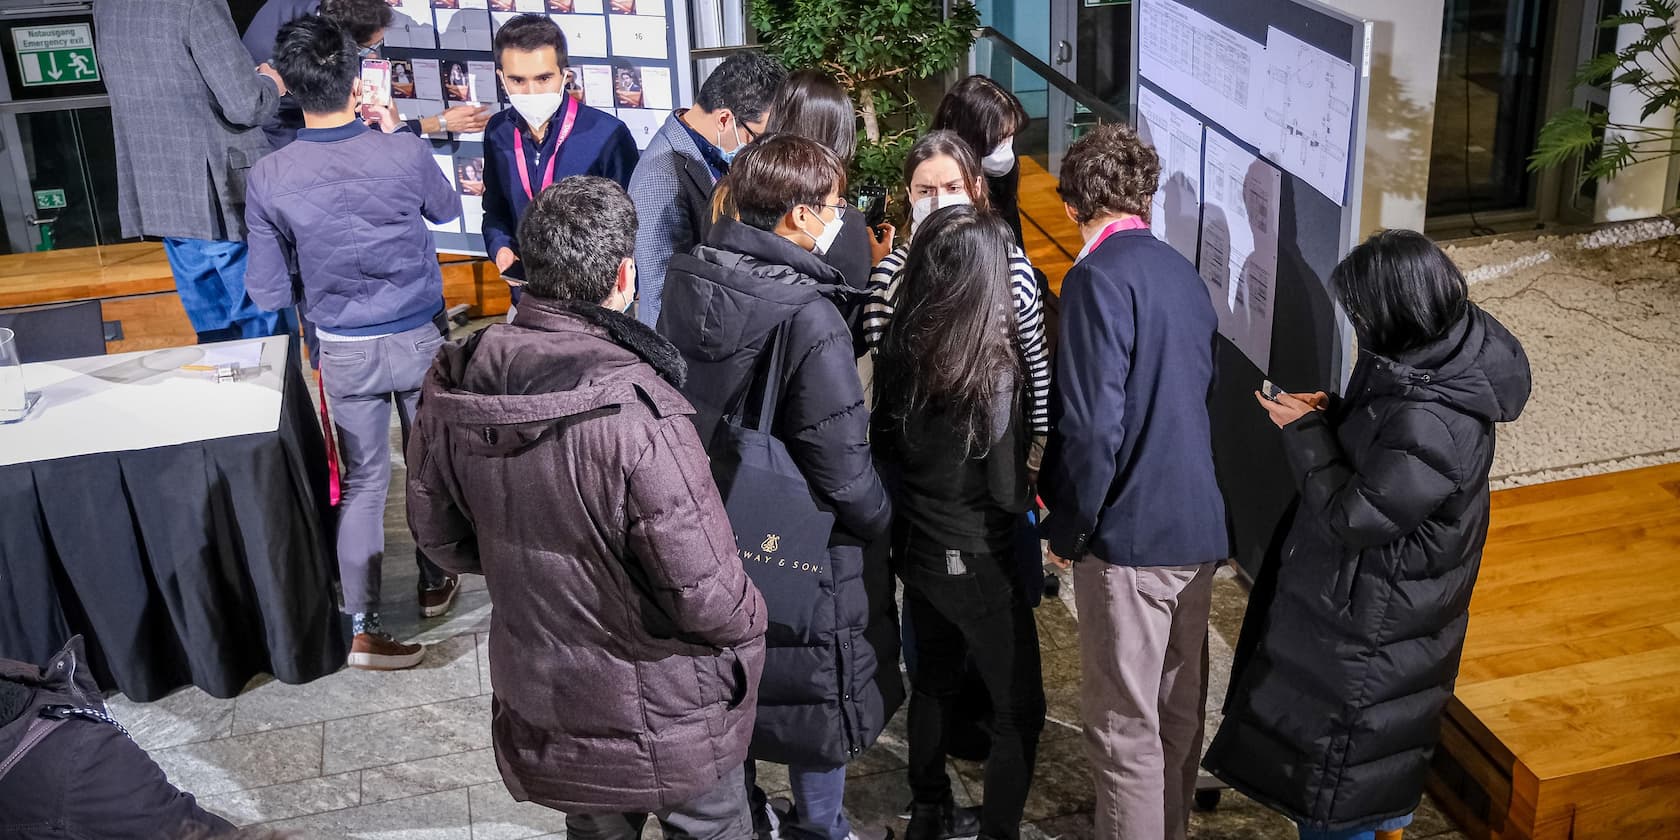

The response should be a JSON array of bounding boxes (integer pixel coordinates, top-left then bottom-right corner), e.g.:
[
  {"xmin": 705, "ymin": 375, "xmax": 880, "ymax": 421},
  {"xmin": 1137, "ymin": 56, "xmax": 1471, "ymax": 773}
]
[
  {"xmin": 1261, "ymin": 379, "xmax": 1284, "ymax": 402},
  {"xmin": 360, "ymin": 59, "xmax": 392, "ymax": 107}
]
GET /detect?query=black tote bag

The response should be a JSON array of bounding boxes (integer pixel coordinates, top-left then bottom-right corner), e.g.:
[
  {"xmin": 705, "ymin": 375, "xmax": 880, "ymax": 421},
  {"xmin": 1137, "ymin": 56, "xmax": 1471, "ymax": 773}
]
[{"xmin": 706, "ymin": 324, "xmax": 836, "ymax": 634}]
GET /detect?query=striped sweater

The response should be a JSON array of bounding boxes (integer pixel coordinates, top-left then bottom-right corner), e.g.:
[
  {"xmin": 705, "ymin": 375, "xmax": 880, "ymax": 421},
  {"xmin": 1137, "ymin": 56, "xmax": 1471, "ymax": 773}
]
[{"xmin": 860, "ymin": 243, "xmax": 1052, "ymax": 438}]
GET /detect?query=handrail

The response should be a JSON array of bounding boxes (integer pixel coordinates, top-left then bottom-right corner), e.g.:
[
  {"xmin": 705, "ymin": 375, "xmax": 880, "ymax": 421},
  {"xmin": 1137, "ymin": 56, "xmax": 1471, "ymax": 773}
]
[
  {"xmin": 973, "ymin": 26, "xmax": 1129, "ymax": 125},
  {"xmin": 689, "ymin": 44, "xmax": 763, "ymax": 61}
]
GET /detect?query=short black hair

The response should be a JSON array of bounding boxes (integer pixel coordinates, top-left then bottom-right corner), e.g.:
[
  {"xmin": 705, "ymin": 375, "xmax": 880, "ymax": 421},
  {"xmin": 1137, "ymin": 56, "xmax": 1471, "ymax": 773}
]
[
  {"xmin": 933, "ymin": 75, "xmax": 1029, "ymax": 161},
  {"xmin": 697, "ymin": 51, "xmax": 786, "ymax": 124},
  {"xmin": 493, "ymin": 14, "xmax": 568, "ymax": 66},
  {"xmin": 726, "ymin": 133, "xmax": 847, "ymax": 232},
  {"xmin": 518, "ymin": 176, "xmax": 637, "ymax": 303},
  {"xmin": 766, "ymin": 70, "xmax": 856, "ymax": 164},
  {"xmin": 317, "ymin": 0, "xmax": 393, "ymax": 46},
  {"xmin": 273, "ymin": 16, "xmax": 359, "ymax": 115},
  {"xmin": 1333, "ymin": 230, "xmax": 1469, "ymax": 356}
]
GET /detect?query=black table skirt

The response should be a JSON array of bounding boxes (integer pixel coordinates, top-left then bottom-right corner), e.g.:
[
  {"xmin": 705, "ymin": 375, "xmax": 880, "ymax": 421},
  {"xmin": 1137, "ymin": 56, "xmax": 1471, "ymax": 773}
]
[{"xmin": 0, "ymin": 353, "xmax": 349, "ymax": 701}]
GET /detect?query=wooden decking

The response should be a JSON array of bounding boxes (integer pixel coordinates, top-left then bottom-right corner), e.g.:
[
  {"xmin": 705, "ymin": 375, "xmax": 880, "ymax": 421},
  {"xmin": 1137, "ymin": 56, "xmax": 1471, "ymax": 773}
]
[
  {"xmin": 1018, "ymin": 155, "xmax": 1082, "ymax": 296},
  {"xmin": 1430, "ymin": 461, "xmax": 1680, "ymax": 840}
]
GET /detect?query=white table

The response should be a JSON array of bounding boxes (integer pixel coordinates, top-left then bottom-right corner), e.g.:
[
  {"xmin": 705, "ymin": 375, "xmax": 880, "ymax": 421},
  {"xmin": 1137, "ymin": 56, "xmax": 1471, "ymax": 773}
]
[{"xmin": 0, "ymin": 337, "xmax": 287, "ymax": 467}]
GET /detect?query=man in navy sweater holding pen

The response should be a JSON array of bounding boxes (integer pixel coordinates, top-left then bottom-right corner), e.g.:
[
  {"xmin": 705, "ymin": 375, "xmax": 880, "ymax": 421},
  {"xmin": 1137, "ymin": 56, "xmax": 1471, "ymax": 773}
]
[{"xmin": 482, "ymin": 15, "xmax": 640, "ymax": 293}]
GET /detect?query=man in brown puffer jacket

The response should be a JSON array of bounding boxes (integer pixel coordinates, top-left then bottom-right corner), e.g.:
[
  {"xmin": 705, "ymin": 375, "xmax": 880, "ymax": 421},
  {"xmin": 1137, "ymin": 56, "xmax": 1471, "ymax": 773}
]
[{"xmin": 407, "ymin": 175, "xmax": 767, "ymax": 839}]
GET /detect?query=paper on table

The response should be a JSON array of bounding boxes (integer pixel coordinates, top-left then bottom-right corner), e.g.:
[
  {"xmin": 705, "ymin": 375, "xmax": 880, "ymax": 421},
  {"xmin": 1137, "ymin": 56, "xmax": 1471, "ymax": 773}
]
[
  {"xmin": 1136, "ymin": 86, "xmax": 1204, "ymax": 263},
  {"xmin": 1137, "ymin": 0, "xmax": 1265, "ymax": 146},
  {"xmin": 193, "ymin": 343, "xmax": 264, "ymax": 371},
  {"xmin": 608, "ymin": 13, "xmax": 666, "ymax": 59},
  {"xmin": 1198, "ymin": 129, "xmax": 1281, "ymax": 372},
  {"xmin": 1254, "ymin": 26, "xmax": 1356, "ymax": 205},
  {"xmin": 555, "ymin": 14, "xmax": 609, "ymax": 58}
]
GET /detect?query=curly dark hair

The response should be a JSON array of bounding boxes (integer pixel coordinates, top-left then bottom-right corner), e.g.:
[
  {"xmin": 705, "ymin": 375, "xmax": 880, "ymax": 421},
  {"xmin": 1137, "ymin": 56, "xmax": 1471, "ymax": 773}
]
[
  {"xmin": 1055, "ymin": 123, "xmax": 1160, "ymax": 225},
  {"xmin": 317, "ymin": 0, "xmax": 393, "ymax": 47}
]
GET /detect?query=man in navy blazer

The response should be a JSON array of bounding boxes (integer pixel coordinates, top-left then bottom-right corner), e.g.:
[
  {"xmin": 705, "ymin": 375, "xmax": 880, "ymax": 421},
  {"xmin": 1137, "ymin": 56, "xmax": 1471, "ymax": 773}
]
[
  {"xmin": 483, "ymin": 15, "xmax": 639, "ymax": 289},
  {"xmin": 1039, "ymin": 124, "xmax": 1230, "ymax": 840}
]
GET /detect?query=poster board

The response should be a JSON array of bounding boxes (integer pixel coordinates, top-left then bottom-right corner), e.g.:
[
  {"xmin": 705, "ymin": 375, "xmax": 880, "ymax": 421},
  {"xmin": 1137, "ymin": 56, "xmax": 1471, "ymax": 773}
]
[
  {"xmin": 381, "ymin": 0, "xmax": 693, "ymax": 256},
  {"xmin": 1130, "ymin": 0, "xmax": 1371, "ymax": 578}
]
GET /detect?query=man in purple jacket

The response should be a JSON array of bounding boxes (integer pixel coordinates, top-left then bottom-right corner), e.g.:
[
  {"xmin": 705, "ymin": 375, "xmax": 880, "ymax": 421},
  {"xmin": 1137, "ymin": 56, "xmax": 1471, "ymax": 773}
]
[{"xmin": 245, "ymin": 16, "xmax": 463, "ymax": 671}]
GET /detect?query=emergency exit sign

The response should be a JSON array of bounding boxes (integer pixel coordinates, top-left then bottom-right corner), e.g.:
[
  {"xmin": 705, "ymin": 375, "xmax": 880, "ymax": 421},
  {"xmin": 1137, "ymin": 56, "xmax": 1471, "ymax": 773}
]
[{"xmin": 12, "ymin": 23, "xmax": 99, "ymax": 87}]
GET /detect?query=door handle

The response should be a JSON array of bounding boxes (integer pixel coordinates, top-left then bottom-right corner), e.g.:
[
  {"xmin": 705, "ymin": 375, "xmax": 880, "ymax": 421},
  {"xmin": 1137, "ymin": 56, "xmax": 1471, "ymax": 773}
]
[{"xmin": 1056, "ymin": 40, "xmax": 1072, "ymax": 65}]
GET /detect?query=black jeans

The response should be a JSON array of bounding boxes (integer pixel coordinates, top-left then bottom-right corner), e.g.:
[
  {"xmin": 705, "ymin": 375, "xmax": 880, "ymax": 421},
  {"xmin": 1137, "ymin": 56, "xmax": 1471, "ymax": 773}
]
[{"xmin": 899, "ymin": 530, "xmax": 1046, "ymax": 840}]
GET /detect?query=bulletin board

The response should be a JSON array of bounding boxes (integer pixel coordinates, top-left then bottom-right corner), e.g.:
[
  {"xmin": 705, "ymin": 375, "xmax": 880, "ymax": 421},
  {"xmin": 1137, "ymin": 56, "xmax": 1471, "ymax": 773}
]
[
  {"xmin": 1129, "ymin": 0, "xmax": 1372, "ymax": 578},
  {"xmin": 380, "ymin": 0, "xmax": 693, "ymax": 255}
]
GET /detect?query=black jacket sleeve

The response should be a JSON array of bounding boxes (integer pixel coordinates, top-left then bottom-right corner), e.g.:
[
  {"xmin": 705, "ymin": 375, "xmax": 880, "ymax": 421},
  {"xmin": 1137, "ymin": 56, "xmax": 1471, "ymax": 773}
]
[
  {"xmin": 1281, "ymin": 405, "xmax": 1461, "ymax": 551},
  {"xmin": 779, "ymin": 309, "xmax": 892, "ymax": 542}
]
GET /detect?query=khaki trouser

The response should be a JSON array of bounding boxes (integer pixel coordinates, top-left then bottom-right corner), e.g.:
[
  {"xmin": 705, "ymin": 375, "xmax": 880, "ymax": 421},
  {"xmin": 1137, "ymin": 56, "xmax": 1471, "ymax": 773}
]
[{"xmin": 1073, "ymin": 560, "xmax": 1216, "ymax": 840}]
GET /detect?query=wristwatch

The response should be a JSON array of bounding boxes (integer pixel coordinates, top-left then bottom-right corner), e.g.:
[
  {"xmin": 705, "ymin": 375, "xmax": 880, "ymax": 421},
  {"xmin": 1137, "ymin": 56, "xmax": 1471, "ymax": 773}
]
[{"xmin": 437, "ymin": 114, "xmax": 449, "ymax": 134}]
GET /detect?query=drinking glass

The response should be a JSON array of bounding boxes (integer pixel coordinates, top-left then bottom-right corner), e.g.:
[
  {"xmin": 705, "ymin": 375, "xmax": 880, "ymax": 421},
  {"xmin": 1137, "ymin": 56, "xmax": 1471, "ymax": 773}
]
[{"xmin": 0, "ymin": 328, "xmax": 28, "ymax": 423}]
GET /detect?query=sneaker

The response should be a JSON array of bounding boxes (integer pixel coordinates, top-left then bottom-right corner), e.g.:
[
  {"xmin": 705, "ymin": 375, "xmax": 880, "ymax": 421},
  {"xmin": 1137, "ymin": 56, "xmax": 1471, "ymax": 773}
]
[
  {"xmin": 348, "ymin": 632, "xmax": 425, "ymax": 670},
  {"xmin": 419, "ymin": 576, "xmax": 460, "ymax": 618},
  {"xmin": 905, "ymin": 798, "xmax": 980, "ymax": 840}
]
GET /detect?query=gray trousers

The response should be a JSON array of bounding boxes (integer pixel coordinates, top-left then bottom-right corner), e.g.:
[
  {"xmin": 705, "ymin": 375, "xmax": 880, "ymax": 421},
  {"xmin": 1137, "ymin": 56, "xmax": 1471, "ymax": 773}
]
[
  {"xmin": 565, "ymin": 765, "xmax": 752, "ymax": 840},
  {"xmin": 1073, "ymin": 560, "xmax": 1216, "ymax": 840},
  {"xmin": 319, "ymin": 321, "xmax": 448, "ymax": 615}
]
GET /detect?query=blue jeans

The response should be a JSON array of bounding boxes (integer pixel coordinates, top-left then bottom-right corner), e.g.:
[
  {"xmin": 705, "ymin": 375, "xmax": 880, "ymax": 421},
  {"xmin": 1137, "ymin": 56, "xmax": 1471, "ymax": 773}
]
[
  {"xmin": 162, "ymin": 238, "xmax": 278, "ymax": 343},
  {"xmin": 785, "ymin": 764, "xmax": 849, "ymax": 840},
  {"xmin": 1297, "ymin": 813, "xmax": 1413, "ymax": 840}
]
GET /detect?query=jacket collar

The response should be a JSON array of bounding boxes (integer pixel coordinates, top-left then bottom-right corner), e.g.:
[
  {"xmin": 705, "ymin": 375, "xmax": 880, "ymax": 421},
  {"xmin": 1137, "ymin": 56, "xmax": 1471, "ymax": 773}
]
[
  {"xmin": 705, "ymin": 217, "xmax": 847, "ymax": 288},
  {"xmin": 512, "ymin": 295, "xmax": 687, "ymax": 387},
  {"xmin": 296, "ymin": 117, "xmax": 369, "ymax": 143}
]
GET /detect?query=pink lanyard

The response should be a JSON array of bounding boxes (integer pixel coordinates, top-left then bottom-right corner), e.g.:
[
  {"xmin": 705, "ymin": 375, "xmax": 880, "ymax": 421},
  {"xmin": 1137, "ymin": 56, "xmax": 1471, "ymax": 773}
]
[
  {"xmin": 1077, "ymin": 216, "xmax": 1150, "ymax": 262},
  {"xmin": 514, "ymin": 96, "xmax": 580, "ymax": 200}
]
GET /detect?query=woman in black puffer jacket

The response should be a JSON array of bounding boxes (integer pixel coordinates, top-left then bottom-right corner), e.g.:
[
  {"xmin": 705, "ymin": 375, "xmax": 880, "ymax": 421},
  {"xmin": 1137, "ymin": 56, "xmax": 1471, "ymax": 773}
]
[
  {"xmin": 658, "ymin": 134, "xmax": 901, "ymax": 840},
  {"xmin": 1203, "ymin": 230, "xmax": 1531, "ymax": 840}
]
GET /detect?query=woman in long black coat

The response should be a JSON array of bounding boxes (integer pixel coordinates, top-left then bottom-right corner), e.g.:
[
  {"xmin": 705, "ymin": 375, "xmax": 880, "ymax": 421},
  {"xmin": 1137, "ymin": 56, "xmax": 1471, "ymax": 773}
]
[{"xmin": 1203, "ymin": 230, "xmax": 1532, "ymax": 840}]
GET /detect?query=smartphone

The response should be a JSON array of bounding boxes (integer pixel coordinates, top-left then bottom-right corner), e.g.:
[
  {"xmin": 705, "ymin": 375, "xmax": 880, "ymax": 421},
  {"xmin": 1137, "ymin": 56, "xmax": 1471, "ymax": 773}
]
[
  {"xmin": 360, "ymin": 59, "xmax": 392, "ymax": 107},
  {"xmin": 1260, "ymin": 379, "xmax": 1285, "ymax": 402}
]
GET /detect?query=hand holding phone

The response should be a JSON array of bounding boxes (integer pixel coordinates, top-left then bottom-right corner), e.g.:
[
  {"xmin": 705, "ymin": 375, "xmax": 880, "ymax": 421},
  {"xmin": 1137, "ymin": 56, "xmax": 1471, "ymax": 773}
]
[
  {"xmin": 360, "ymin": 59, "xmax": 392, "ymax": 108},
  {"xmin": 1260, "ymin": 379, "xmax": 1285, "ymax": 402}
]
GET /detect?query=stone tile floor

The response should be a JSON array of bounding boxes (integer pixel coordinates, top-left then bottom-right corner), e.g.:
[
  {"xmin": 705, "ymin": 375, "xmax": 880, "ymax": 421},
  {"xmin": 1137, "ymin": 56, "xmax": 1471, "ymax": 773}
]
[{"xmin": 107, "ymin": 223, "xmax": 1680, "ymax": 838}]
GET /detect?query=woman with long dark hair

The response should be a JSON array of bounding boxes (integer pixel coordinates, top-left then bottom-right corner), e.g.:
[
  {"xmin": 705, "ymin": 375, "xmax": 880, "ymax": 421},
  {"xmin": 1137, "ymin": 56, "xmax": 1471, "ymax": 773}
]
[
  {"xmin": 765, "ymin": 69, "xmax": 893, "ymax": 289},
  {"xmin": 861, "ymin": 130, "xmax": 1049, "ymax": 474},
  {"xmin": 933, "ymin": 75, "xmax": 1030, "ymax": 247},
  {"xmin": 873, "ymin": 205, "xmax": 1046, "ymax": 840},
  {"xmin": 1203, "ymin": 230, "xmax": 1532, "ymax": 840}
]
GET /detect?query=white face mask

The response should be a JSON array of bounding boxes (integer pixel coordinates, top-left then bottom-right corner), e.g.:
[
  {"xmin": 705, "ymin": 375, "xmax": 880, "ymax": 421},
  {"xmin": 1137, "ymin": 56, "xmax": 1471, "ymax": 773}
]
[
  {"xmin": 981, "ymin": 138, "xmax": 1015, "ymax": 177},
  {"xmin": 910, "ymin": 192, "xmax": 973, "ymax": 236},
  {"xmin": 801, "ymin": 206, "xmax": 845, "ymax": 256},
  {"xmin": 508, "ymin": 92, "xmax": 564, "ymax": 129}
]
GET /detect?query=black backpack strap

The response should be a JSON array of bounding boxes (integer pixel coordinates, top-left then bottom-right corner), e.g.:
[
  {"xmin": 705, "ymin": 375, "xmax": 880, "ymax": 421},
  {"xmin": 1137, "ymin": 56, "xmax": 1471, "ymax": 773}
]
[{"xmin": 723, "ymin": 321, "xmax": 791, "ymax": 433}]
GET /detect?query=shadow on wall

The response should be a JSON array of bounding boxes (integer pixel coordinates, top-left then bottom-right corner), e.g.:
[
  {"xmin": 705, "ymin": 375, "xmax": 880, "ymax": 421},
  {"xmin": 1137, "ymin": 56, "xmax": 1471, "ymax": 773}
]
[{"xmin": 1358, "ymin": 23, "xmax": 1434, "ymax": 236}]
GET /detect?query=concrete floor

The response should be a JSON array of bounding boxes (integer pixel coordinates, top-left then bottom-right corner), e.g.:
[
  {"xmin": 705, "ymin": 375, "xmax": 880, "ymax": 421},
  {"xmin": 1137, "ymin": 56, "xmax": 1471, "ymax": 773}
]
[{"xmin": 106, "ymin": 222, "xmax": 1680, "ymax": 838}]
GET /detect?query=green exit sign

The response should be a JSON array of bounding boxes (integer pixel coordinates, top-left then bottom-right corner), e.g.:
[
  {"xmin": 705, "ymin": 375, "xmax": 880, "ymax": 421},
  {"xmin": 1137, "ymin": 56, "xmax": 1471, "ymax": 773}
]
[
  {"xmin": 13, "ymin": 23, "xmax": 99, "ymax": 88},
  {"xmin": 34, "ymin": 188, "xmax": 66, "ymax": 210}
]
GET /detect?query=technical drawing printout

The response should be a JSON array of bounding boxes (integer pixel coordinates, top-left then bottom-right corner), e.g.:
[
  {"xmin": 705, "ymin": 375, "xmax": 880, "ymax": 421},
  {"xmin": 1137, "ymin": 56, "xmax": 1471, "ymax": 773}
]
[
  {"xmin": 1198, "ymin": 129, "xmax": 1281, "ymax": 372},
  {"xmin": 1137, "ymin": 0, "xmax": 1266, "ymax": 143},
  {"xmin": 1136, "ymin": 86, "xmax": 1205, "ymax": 263},
  {"xmin": 1255, "ymin": 26, "xmax": 1355, "ymax": 204}
]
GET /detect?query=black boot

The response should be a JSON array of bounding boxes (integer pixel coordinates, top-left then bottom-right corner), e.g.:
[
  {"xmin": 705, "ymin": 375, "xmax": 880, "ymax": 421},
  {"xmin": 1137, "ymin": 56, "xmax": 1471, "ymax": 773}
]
[{"xmin": 905, "ymin": 798, "xmax": 981, "ymax": 840}]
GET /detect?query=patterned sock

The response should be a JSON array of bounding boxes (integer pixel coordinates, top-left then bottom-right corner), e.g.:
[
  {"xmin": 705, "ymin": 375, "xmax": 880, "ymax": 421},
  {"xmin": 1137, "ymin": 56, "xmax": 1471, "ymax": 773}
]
[{"xmin": 352, "ymin": 612, "xmax": 382, "ymax": 636}]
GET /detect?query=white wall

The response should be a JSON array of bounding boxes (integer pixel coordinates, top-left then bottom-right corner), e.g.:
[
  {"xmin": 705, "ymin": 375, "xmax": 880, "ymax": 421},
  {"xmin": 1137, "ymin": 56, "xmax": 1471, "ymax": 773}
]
[
  {"xmin": 1318, "ymin": 0, "xmax": 1447, "ymax": 237},
  {"xmin": 1594, "ymin": 1, "xmax": 1679, "ymax": 221}
]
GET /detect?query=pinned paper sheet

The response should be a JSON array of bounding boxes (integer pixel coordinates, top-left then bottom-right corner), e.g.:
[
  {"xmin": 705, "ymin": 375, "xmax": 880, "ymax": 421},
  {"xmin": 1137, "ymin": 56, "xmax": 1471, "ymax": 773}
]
[
  {"xmin": 608, "ymin": 13, "xmax": 667, "ymax": 59},
  {"xmin": 1138, "ymin": 0, "xmax": 1264, "ymax": 146},
  {"xmin": 1136, "ymin": 87, "xmax": 1204, "ymax": 263},
  {"xmin": 1254, "ymin": 26, "xmax": 1355, "ymax": 205},
  {"xmin": 386, "ymin": 0, "xmax": 438, "ymax": 48},
  {"xmin": 580, "ymin": 64, "xmax": 614, "ymax": 108},
  {"xmin": 428, "ymin": 154, "xmax": 462, "ymax": 233},
  {"xmin": 436, "ymin": 8, "xmax": 493, "ymax": 51},
  {"xmin": 615, "ymin": 107, "xmax": 666, "ymax": 150},
  {"xmin": 1198, "ymin": 129, "xmax": 1281, "ymax": 372},
  {"xmin": 555, "ymin": 14, "xmax": 609, "ymax": 57}
]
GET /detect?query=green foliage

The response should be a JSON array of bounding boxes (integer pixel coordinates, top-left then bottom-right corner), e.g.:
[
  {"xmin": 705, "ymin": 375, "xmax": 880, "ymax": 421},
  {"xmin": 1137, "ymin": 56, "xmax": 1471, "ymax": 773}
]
[
  {"xmin": 749, "ymin": 0, "xmax": 980, "ymax": 207},
  {"xmin": 1531, "ymin": 0, "xmax": 1680, "ymax": 189}
]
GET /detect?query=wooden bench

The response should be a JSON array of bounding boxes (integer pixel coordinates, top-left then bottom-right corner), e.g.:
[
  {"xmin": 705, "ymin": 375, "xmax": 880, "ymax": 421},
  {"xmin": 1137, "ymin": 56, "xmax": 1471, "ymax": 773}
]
[{"xmin": 1429, "ymin": 462, "xmax": 1680, "ymax": 839}]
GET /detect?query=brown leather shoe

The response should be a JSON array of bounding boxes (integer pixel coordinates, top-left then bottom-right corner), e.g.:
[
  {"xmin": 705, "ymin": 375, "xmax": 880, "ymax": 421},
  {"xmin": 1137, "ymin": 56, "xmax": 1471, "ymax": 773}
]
[
  {"xmin": 348, "ymin": 632, "xmax": 425, "ymax": 671},
  {"xmin": 419, "ymin": 575, "xmax": 460, "ymax": 619}
]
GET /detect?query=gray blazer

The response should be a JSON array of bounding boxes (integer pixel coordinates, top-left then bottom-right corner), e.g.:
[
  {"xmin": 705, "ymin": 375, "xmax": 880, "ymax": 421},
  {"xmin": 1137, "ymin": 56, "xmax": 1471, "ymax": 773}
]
[
  {"xmin": 627, "ymin": 113, "xmax": 717, "ymax": 327},
  {"xmin": 95, "ymin": 0, "xmax": 280, "ymax": 242}
]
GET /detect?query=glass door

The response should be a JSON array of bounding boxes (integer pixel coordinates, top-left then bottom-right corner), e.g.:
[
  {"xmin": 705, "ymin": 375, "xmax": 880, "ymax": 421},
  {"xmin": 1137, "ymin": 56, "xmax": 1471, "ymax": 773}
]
[
  {"xmin": 0, "ymin": 104, "xmax": 126, "ymax": 252},
  {"xmin": 1050, "ymin": 0, "xmax": 1132, "ymax": 169},
  {"xmin": 1427, "ymin": 0, "xmax": 1555, "ymax": 217}
]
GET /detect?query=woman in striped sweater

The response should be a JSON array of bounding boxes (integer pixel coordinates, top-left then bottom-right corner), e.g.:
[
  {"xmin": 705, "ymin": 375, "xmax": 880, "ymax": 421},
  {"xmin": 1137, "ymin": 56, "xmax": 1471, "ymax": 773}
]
[{"xmin": 861, "ymin": 130, "xmax": 1051, "ymax": 474}]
